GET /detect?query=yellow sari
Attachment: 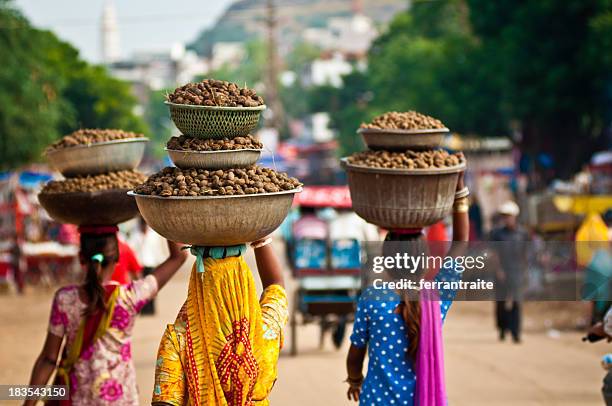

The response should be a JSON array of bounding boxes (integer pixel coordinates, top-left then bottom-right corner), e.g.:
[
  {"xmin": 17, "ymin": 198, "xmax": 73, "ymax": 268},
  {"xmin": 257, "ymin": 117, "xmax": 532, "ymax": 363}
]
[{"xmin": 153, "ymin": 255, "xmax": 288, "ymax": 406}]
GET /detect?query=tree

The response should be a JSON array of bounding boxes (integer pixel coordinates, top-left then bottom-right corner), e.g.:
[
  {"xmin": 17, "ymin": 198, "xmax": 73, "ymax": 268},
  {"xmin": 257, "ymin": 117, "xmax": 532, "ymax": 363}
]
[
  {"xmin": 466, "ymin": 0, "xmax": 612, "ymax": 177},
  {"xmin": 0, "ymin": 1, "xmax": 70, "ymax": 169},
  {"xmin": 0, "ymin": 0, "xmax": 147, "ymax": 170},
  {"xmin": 62, "ymin": 64, "xmax": 147, "ymax": 134},
  {"xmin": 310, "ymin": 0, "xmax": 611, "ymax": 179}
]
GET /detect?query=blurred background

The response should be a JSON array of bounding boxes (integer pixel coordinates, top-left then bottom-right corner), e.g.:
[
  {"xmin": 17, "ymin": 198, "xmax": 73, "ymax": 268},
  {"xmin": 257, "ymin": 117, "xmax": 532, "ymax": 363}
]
[{"xmin": 0, "ymin": 0, "xmax": 611, "ymax": 404}]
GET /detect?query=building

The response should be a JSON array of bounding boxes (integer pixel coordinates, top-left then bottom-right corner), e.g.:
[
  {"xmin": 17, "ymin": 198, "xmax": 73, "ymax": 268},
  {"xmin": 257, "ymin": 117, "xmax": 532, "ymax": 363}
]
[
  {"xmin": 100, "ymin": 0, "xmax": 121, "ymax": 64},
  {"xmin": 303, "ymin": 13, "xmax": 377, "ymax": 56},
  {"xmin": 111, "ymin": 44, "xmax": 208, "ymax": 91},
  {"xmin": 210, "ymin": 42, "xmax": 246, "ymax": 71},
  {"xmin": 301, "ymin": 53, "xmax": 353, "ymax": 88}
]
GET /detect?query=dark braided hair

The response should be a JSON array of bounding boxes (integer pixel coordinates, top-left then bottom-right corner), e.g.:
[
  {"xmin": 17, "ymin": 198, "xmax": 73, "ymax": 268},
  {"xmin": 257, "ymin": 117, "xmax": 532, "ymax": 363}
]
[
  {"xmin": 79, "ymin": 233, "xmax": 119, "ymax": 316},
  {"xmin": 383, "ymin": 231, "xmax": 425, "ymax": 361}
]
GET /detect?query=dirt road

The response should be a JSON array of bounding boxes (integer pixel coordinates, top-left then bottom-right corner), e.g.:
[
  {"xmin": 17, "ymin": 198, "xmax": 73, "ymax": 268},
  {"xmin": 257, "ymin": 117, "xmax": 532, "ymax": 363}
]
[{"xmin": 0, "ymin": 247, "xmax": 606, "ymax": 405}]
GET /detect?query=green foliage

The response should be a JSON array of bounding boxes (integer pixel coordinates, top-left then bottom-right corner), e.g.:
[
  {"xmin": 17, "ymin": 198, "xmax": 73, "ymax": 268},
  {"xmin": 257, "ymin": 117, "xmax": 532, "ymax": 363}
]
[
  {"xmin": 466, "ymin": 0, "xmax": 612, "ymax": 176},
  {"xmin": 62, "ymin": 64, "xmax": 146, "ymax": 134},
  {"xmin": 144, "ymin": 89, "xmax": 174, "ymax": 158},
  {"xmin": 0, "ymin": 0, "xmax": 146, "ymax": 170},
  {"xmin": 0, "ymin": 1, "xmax": 70, "ymax": 169},
  {"xmin": 309, "ymin": 0, "xmax": 611, "ymax": 177}
]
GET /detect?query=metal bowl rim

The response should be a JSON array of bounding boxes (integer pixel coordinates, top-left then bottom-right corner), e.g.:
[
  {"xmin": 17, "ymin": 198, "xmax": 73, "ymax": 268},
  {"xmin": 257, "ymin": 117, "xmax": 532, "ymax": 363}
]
[
  {"xmin": 44, "ymin": 138, "xmax": 149, "ymax": 157},
  {"xmin": 357, "ymin": 127, "xmax": 449, "ymax": 135},
  {"xmin": 164, "ymin": 101, "xmax": 266, "ymax": 111},
  {"xmin": 129, "ymin": 187, "xmax": 302, "ymax": 201},
  {"xmin": 341, "ymin": 158, "xmax": 466, "ymax": 175},
  {"xmin": 165, "ymin": 148, "xmax": 263, "ymax": 154},
  {"xmin": 40, "ymin": 188, "xmax": 135, "ymax": 198}
]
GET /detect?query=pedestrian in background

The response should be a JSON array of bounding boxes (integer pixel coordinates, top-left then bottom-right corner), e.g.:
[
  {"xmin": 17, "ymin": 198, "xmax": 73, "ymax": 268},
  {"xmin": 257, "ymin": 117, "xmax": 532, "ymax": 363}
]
[{"xmin": 490, "ymin": 201, "xmax": 528, "ymax": 344}]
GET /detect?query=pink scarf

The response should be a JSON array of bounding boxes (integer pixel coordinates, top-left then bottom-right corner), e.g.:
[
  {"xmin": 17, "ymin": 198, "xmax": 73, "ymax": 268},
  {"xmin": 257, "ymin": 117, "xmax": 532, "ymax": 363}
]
[{"xmin": 415, "ymin": 289, "xmax": 447, "ymax": 406}]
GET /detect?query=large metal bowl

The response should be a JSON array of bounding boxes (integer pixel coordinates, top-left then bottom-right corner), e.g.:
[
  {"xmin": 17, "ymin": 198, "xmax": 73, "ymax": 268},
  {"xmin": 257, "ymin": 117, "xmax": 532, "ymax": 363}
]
[
  {"xmin": 45, "ymin": 138, "xmax": 148, "ymax": 177},
  {"xmin": 38, "ymin": 189, "xmax": 139, "ymax": 226},
  {"xmin": 166, "ymin": 148, "xmax": 261, "ymax": 170},
  {"xmin": 130, "ymin": 188, "xmax": 301, "ymax": 246},
  {"xmin": 341, "ymin": 158, "xmax": 465, "ymax": 229},
  {"xmin": 358, "ymin": 128, "xmax": 449, "ymax": 151},
  {"xmin": 165, "ymin": 102, "xmax": 266, "ymax": 139}
]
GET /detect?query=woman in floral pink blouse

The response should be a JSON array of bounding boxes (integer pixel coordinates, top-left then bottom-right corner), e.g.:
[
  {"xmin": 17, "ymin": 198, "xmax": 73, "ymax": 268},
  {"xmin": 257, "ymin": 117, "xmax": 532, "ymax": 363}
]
[{"xmin": 24, "ymin": 226, "xmax": 187, "ymax": 406}]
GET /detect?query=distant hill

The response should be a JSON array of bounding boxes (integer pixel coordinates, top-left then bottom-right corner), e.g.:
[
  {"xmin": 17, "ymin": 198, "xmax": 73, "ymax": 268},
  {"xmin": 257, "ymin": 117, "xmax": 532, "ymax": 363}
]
[{"xmin": 189, "ymin": 0, "xmax": 407, "ymax": 56}]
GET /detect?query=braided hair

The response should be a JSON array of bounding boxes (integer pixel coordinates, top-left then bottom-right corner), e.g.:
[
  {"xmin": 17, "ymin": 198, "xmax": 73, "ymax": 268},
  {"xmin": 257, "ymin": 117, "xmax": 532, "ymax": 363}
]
[
  {"xmin": 79, "ymin": 233, "xmax": 119, "ymax": 316},
  {"xmin": 383, "ymin": 231, "xmax": 425, "ymax": 361}
]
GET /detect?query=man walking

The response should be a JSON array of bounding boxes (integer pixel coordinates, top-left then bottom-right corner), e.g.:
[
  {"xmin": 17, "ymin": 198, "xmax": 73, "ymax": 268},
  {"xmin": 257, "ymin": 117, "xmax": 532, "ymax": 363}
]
[{"xmin": 490, "ymin": 201, "xmax": 528, "ymax": 343}]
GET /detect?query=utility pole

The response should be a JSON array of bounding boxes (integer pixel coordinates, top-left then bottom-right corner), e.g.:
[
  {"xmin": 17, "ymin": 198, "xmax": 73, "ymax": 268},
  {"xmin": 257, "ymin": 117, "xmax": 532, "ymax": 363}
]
[{"xmin": 265, "ymin": 0, "xmax": 285, "ymax": 134}]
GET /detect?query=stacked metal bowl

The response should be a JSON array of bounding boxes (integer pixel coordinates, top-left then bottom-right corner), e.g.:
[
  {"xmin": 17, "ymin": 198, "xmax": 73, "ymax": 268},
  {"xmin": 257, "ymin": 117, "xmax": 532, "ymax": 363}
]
[
  {"xmin": 132, "ymin": 88, "xmax": 300, "ymax": 246},
  {"xmin": 39, "ymin": 134, "xmax": 148, "ymax": 226},
  {"xmin": 343, "ymin": 119, "xmax": 464, "ymax": 229}
]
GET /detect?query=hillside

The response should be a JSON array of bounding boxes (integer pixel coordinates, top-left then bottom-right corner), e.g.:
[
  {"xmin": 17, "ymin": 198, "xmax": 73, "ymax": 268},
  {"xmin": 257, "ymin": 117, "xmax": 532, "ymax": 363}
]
[{"xmin": 189, "ymin": 0, "xmax": 407, "ymax": 56}]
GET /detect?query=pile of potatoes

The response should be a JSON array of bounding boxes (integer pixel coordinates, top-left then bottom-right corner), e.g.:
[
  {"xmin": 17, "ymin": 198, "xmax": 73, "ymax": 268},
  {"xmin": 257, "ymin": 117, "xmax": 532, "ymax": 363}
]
[
  {"xmin": 41, "ymin": 170, "xmax": 147, "ymax": 194},
  {"xmin": 360, "ymin": 111, "xmax": 446, "ymax": 131},
  {"xmin": 348, "ymin": 150, "xmax": 464, "ymax": 170},
  {"xmin": 46, "ymin": 129, "xmax": 143, "ymax": 151},
  {"xmin": 134, "ymin": 166, "xmax": 301, "ymax": 197},
  {"xmin": 166, "ymin": 135, "xmax": 263, "ymax": 151},
  {"xmin": 167, "ymin": 79, "xmax": 264, "ymax": 107}
]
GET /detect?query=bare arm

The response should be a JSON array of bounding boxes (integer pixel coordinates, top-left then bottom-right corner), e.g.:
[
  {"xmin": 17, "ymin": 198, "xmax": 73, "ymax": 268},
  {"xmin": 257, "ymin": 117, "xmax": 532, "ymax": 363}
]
[
  {"xmin": 452, "ymin": 171, "xmax": 469, "ymax": 242},
  {"xmin": 152, "ymin": 241, "xmax": 188, "ymax": 290},
  {"xmin": 448, "ymin": 171, "xmax": 469, "ymax": 258},
  {"xmin": 346, "ymin": 344, "xmax": 367, "ymax": 401},
  {"xmin": 23, "ymin": 333, "xmax": 63, "ymax": 406},
  {"xmin": 254, "ymin": 241, "xmax": 284, "ymax": 289}
]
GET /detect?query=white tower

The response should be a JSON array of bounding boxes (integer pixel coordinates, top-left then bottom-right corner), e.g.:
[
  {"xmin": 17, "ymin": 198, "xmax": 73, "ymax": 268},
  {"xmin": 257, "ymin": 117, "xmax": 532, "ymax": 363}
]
[{"xmin": 101, "ymin": 0, "xmax": 120, "ymax": 63}]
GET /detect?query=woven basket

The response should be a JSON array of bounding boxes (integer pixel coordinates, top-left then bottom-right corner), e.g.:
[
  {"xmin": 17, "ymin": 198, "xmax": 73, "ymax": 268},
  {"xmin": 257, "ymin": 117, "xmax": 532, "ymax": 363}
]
[
  {"xmin": 341, "ymin": 159, "xmax": 465, "ymax": 229},
  {"xmin": 166, "ymin": 102, "xmax": 266, "ymax": 138}
]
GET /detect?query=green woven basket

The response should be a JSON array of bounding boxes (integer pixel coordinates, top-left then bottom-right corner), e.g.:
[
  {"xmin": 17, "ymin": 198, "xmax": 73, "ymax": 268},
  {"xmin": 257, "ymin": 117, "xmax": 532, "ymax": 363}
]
[{"xmin": 165, "ymin": 102, "xmax": 266, "ymax": 139}]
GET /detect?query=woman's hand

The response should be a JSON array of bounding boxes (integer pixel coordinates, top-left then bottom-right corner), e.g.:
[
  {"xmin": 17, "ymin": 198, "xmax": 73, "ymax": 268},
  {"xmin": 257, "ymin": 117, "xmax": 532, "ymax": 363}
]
[
  {"xmin": 456, "ymin": 169, "xmax": 465, "ymax": 192},
  {"xmin": 347, "ymin": 385, "xmax": 361, "ymax": 402}
]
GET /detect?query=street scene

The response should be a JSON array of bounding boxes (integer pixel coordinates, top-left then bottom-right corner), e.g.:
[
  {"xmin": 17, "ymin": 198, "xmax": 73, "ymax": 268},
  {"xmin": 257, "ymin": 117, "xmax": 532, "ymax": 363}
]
[
  {"xmin": 0, "ymin": 0, "xmax": 611, "ymax": 405},
  {"xmin": 0, "ymin": 248, "xmax": 607, "ymax": 405}
]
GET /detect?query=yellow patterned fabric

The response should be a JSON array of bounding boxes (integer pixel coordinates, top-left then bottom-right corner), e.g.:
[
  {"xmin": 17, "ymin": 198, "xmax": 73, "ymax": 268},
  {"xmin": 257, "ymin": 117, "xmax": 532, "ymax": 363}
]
[{"xmin": 153, "ymin": 257, "xmax": 288, "ymax": 406}]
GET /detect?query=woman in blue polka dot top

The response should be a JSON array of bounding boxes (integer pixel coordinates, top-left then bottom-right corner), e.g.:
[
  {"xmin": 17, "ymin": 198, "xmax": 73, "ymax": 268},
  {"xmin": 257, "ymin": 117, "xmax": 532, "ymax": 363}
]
[{"xmin": 345, "ymin": 172, "xmax": 469, "ymax": 405}]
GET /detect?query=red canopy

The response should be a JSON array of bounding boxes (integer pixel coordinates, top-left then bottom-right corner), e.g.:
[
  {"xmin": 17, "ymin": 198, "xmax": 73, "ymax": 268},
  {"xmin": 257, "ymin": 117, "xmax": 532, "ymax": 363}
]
[{"xmin": 294, "ymin": 186, "xmax": 353, "ymax": 209}]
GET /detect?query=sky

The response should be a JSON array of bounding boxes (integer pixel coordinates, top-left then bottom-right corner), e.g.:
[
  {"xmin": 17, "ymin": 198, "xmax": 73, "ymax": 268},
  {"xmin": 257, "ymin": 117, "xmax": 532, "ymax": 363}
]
[{"xmin": 13, "ymin": 0, "xmax": 233, "ymax": 62}]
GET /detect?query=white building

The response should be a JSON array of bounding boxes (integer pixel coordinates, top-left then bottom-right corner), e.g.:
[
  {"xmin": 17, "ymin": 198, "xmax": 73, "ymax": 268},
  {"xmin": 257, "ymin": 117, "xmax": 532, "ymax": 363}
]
[
  {"xmin": 110, "ymin": 44, "xmax": 208, "ymax": 91},
  {"xmin": 303, "ymin": 14, "xmax": 377, "ymax": 56},
  {"xmin": 100, "ymin": 0, "xmax": 120, "ymax": 63},
  {"xmin": 210, "ymin": 42, "xmax": 246, "ymax": 70},
  {"xmin": 302, "ymin": 53, "xmax": 353, "ymax": 87}
]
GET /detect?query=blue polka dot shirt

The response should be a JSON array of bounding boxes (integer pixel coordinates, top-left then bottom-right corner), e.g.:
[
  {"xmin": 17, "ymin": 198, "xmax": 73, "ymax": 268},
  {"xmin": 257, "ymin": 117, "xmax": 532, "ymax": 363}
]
[{"xmin": 349, "ymin": 263, "xmax": 458, "ymax": 405}]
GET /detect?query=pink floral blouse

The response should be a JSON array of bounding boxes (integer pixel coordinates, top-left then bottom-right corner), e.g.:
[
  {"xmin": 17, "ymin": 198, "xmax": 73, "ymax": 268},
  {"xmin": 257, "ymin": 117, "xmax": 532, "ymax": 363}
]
[{"xmin": 48, "ymin": 275, "xmax": 158, "ymax": 405}]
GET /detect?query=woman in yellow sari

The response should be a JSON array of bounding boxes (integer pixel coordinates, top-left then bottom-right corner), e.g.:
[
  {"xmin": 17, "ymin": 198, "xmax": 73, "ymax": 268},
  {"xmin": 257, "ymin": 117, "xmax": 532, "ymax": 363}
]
[{"xmin": 152, "ymin": 238, "xmax": 288, "ymax": 406}]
